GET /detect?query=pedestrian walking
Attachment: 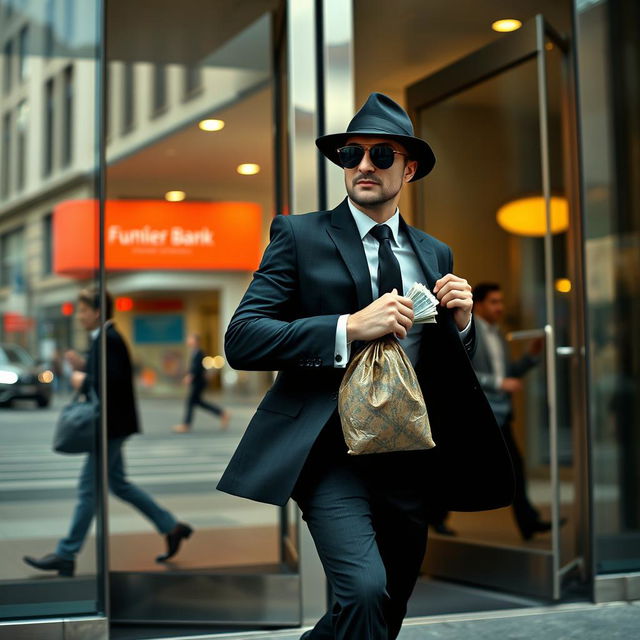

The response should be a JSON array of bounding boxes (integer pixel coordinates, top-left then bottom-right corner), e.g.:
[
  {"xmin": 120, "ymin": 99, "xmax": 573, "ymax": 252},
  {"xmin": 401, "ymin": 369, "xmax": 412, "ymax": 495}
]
[
  {"xmin": 218, "ymin": 93, "xmax": 515, "ymax": 639},
  {"xmin": 172, "ymin": 333, "xmax": 230, "ymax": 433},
  {"xmin": 23, "ymin": 287, "xmax": 192, "ymax": 577}
]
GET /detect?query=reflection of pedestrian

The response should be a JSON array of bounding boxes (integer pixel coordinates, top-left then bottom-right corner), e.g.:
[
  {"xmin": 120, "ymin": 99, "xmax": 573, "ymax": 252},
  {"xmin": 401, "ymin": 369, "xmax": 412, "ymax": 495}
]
[
  {"xmin": 49, "ymin": 348, "xmax": 63, "ymax": 394},
  {"xmin": 218, "ymin": 94, "xmax": 514, "ymax": 640},
  {"xmin": 23, "ymin": 288, "xmax": 192, "ymax": 577},
  {"xmin": 172, "ymin": 334, "xmax": 229, "ymax": 434},
  {"xmin": 471, "ymin": 282, "xmax": 550, "ymax": 540},
  {"xmin": 61, "ymin": 356, "xmax": 74, "ymax": 392}
]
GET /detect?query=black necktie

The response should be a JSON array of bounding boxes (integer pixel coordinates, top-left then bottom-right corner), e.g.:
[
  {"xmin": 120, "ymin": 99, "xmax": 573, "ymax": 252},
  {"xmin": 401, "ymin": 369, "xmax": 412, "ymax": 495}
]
[{"xmin": 369, "ymin": 224, "xmax": 403, "ymax": 297}]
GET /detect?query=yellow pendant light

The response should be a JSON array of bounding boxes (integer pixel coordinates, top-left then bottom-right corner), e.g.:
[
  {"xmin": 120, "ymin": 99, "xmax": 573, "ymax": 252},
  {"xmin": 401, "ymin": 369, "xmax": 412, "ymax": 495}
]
[{"xmin": 496, "ymin": 196, "xmax": 569, "ymax": 237}]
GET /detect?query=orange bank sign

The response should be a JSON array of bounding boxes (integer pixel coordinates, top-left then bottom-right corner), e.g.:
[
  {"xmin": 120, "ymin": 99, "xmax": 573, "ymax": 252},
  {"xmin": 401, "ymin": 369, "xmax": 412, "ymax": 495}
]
[{"xmin": 53, "ymin": 199, "xmax": 262, "ymax": 277}]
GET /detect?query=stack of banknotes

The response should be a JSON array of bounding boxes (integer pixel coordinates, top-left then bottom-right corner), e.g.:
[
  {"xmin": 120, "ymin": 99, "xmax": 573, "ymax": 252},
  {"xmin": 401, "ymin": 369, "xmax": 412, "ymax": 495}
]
[{"xmin": 406, "ymin": 282, "xmax": 439, "ymax": 324}]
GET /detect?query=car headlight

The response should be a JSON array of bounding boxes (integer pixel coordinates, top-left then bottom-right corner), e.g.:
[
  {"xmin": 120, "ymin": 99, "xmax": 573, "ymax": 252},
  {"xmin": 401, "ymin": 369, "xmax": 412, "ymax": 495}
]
[
  {"xmin": 0, "ymin": 370, "xmax": 19, "ymax": 384},
  {"xmin": 38, "ymin": 370, "xmax": 55, "ymax": 384}
]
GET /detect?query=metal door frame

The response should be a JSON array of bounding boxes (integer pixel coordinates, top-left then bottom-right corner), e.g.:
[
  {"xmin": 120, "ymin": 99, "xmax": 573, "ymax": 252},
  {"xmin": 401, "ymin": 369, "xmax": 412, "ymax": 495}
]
[{"xmin": 407, "ymin": 15, "xmax": 590, "ymax": 600}]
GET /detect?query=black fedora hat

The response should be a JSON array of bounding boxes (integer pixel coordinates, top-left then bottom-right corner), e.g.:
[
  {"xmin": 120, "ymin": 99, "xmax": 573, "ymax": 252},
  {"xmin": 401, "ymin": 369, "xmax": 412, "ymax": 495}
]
[{"xmin": 315, "ymin": 92, "xmax": 436, "ymax": 181}]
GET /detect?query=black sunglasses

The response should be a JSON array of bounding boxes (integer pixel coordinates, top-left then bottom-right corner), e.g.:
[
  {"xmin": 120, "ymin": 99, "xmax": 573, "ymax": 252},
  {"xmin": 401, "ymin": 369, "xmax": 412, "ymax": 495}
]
[{"xmin": 336, "ymin": 144, "xmax": 408, "ymax": 170}]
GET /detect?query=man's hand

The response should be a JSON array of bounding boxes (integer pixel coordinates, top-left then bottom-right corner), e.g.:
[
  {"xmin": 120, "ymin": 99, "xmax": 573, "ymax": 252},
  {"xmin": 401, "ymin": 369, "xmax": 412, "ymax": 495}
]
[
  {"xmin": 71, "ymin": 371, "xmax": 86, "ymax": 390},
  {"xmin": 433, "ymin": 273, "xmax": 472, "ymax": 331},
  {"xmin": 347, "ymin": 289, "xmax": 414, "ymax": 341},
  {"xmin": 65, "ymin": 349, "xmax": 86, "ymax": 371},
  {"xmin": 501, "ymin": 377, "xmax": 523, "ymax": 393},
  {"xmin": 183, "ymin": 374, "xmax": 193, "ymax": 386}
]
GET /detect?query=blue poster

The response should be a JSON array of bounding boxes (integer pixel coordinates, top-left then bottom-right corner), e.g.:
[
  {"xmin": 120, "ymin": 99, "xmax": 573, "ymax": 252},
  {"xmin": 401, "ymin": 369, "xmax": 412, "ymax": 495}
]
[{"xmin": 134, "ymin": 315, "xmax": 184, "ymax": 344}]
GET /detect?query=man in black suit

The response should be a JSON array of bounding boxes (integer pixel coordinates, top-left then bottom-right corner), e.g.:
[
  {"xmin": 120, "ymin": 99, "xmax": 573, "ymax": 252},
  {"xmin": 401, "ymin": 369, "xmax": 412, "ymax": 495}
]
[
  {"xmin": 24, "ymin": 288, "xmax": 192, "ymax": 576},
  {"xmin": 218, "ymin": 93, "xmax": 514, "ymax": 639},
  {"xmin": 173, "ymin": 333, "xmax": 230, "ymax": 433}
]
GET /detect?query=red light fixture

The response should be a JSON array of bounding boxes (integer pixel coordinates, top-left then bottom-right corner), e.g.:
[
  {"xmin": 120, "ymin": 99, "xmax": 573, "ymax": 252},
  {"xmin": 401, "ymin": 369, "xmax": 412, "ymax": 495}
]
[
  {"xmin": 61, "ymin": 302, "xmax": 74, "ymax": 316},
  {"xmin": 115, "ymin": 297, "xmax": 134, "ymax": 312}
]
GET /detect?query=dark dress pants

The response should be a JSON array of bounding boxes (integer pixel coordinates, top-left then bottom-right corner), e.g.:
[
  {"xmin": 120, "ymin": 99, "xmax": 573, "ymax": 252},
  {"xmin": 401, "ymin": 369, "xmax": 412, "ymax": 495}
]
[
  {"xmin": 294, "ymin": 414, "xmax": 430, "ymax": 640},
  {"xmin": 501, "ymin": 420, "xmax": 540, "ymax": 532},
  {"xmin": 183, "ymin": 380, "xmax": 223, "ymax": 425}
]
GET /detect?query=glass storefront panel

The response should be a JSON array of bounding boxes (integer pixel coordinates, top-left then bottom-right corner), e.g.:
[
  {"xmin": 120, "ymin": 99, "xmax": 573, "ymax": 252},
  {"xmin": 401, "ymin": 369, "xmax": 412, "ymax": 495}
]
[
  {"xmin": 0, "ymin": 0, "xmax": 105, "ymax": 620},
  {"xmin": 577, "ymin": 0, "xmax": 640, "ymax": 576},
  {"xmin": 100, "ymin": 0, "xmax": 292, "ymax": 624}
]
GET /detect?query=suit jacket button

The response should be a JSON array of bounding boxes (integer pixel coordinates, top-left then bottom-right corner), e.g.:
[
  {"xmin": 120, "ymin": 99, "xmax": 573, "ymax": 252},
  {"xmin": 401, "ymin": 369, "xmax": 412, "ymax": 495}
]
[{"xmin": 335, "ymin": 354, "xmax": 342, "ymax": 363}]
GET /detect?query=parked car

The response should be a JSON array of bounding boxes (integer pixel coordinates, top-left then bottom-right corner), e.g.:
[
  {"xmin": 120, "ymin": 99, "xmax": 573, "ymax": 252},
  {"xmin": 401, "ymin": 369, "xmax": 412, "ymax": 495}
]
[{"xmin": 0, "ymin": 343, "xmax": 54, "ymax": 408}]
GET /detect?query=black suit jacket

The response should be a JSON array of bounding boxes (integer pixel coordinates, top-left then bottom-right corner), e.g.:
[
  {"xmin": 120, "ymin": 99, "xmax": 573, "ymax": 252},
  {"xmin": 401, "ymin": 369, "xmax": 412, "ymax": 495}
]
[
  {"xmin": 189, "ymin": 348, "xmax": 207, "ymax": 386},
  {"xmin": 218, "ymin": 199, "xmax": 514, "ymax": 510},
  {"xmin": 82, "ymin": 323, "xmax": 140, "ymax": 440}
]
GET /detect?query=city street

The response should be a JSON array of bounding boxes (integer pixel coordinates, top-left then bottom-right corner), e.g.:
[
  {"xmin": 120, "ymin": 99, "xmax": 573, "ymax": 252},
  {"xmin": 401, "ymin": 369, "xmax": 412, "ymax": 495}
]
[{"xmin": 0, "ymin": 391, "xmax": 279, "ymax": 579}]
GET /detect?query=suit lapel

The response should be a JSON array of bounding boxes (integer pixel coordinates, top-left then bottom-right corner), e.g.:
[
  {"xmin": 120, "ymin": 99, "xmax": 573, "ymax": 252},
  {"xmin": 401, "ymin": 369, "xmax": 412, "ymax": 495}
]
[
  {"xmin": 401, "ymin": 218, "xmax": 440, "ymax": 290},
  {"xmin": 327, "ymin": 199, "xmax": 373, "ymax": 308},
  {"xmin": 401, "ymin": 218, "xmax": 463, "ymax": 344}
]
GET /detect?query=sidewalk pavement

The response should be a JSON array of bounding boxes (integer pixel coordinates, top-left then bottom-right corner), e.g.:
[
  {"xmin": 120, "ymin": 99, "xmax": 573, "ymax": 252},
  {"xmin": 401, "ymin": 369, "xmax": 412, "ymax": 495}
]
[{"xmin": 153, "ymin": 602, "xmax": 640, "ymax": 640}]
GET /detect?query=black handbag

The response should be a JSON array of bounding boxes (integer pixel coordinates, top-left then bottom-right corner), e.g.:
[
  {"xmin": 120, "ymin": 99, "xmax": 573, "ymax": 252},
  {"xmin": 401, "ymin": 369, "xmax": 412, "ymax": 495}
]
[{"xmin": 53, "ymin": 387, "xmax": 100, "ymax": 454}]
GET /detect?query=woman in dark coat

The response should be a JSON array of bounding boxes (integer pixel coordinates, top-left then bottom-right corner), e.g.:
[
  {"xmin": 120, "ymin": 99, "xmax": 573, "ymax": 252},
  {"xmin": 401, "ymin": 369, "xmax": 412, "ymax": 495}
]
[{"xmin": 24, "ymin": 288, "xmax": 192, "ymax": 576}]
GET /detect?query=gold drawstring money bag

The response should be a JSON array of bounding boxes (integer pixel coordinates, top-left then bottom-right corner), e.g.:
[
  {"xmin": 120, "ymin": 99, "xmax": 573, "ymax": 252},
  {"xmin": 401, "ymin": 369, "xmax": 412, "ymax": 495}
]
[{"xmin": 338, "ymin": 336, "xmax": 435, "ymax": 455}]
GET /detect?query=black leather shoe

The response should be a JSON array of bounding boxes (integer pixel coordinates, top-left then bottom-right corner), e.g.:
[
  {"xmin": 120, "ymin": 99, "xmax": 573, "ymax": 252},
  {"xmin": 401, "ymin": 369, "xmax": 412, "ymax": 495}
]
[
  {"xmin": 433, "ymin": 523, "xmax": 457, "ymax": 536},
  {"xmin": 156, "ymin": 522, "xmax": 193, "ymax": 562},
  {"xmin": 23, "ymin": 553, "xmax": 75, "ymax": 577},
  {"xmin": 521, "ymin": 518, "xmax": 567, "ymax": 541}
]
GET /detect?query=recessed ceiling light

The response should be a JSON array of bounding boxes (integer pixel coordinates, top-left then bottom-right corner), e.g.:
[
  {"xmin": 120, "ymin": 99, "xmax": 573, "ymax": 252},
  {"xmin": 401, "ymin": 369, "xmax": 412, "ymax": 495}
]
[
  {"xmin": 492, "ymin": 19, "xmax": 522, "ymax": 33},
  {"xmin": 165, "ymin": 190, "xmax": 186, "ymax": 202},
  {"xmin": 199, "ymin": 119, "xmax": 225, "ymax": 132},
  {"xmin": 237, "ymin": 163, "xmax": 261, "ymax": 176}
]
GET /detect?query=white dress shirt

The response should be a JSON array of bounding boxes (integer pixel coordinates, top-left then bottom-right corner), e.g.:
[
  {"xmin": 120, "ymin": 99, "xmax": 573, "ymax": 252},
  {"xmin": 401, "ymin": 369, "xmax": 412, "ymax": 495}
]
[
  {"xmin": 475, "ymin": 315, "xmax": 506, "ymax": 389},
  {"xmin": 333, "ymin": 199, "xmax": 471, "ymax": 367},
  {"xmin": 90, "ymin": 319, "xmax": 112, "ymax": 342}
]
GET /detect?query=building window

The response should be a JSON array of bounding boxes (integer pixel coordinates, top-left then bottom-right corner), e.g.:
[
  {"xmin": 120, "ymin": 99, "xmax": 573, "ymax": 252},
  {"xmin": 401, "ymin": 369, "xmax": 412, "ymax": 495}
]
[
  {"xmin": 16, "ymin": 100, "xmax": 27, "ymax": 191},
  {"xmin": 18, "ymin": 25, "xmax": 29, "ymax": 82},
  {"xmin": 122, "ymin": 62, "xmax": 135, "ymax": 133},
  {"xmin": 42, "ymin": 213, "xmax": 54, "ymax": 275},
  {"xmin": 152, "ymin": 63, "xmax": 167, "ymax": 115},
  {"xmin": 44, "ymin": 77, "xmax": 54, "ymax": 176},
  {"xmin": 45, "ymin": 0, "xmax": 55, "ymax": 58},
  {"xmin": 184, "ymin": 65, "xmax": 202, "ymax": 99},
  {"xmin": 105, "ymin": 62, "xmax": 111, "ymax": 139},
  {"xmin": 63, "ymin": 0, "xmax": 74, "ymax": 43},
  {"xmin": 1, "ymin": 111, "xmax": 11, "ymax": 199},
  {"xmin": 3, "ymin": 40, "xmax": 13, "ymax": 94},
  {"xmin": 0, "ymin": 227, "xmax": 25, "ymax": 289},
  {"xmin": 62, "ymin": 65, "xmax": 73, "ymax": 166}
]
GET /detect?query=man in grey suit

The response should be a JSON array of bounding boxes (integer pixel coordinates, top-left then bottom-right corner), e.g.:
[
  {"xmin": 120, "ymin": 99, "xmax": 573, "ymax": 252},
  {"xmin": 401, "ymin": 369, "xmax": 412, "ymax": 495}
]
[{"xmin": 471, "ymin": 282, "xmax": 551, "ymax": 540}]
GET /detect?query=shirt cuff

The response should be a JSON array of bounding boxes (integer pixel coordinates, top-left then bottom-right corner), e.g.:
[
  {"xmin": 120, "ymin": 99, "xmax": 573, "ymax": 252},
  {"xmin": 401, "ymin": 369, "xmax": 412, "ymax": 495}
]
[
  {"xmin": 334, "ymin": 314, "xmax": 351, "ymax": 368},
  {"xmin": 458, "ymin": 314, "xmax": 473, "ymax": 339}
]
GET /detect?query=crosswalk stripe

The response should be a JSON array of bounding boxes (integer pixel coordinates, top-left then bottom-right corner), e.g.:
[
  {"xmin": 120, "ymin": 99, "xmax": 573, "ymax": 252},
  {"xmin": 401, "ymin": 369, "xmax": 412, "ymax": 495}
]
[
  {"xmin": 1, "ymin": 455, "xmax": 228, "ymax": 465},
  {"xmin": 0, "ymin": 465, "xmax": 229, "ymax": 479},
  {"xmin": 1, "ymin": 471, "xmax": 224, "ymax": 490}
]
